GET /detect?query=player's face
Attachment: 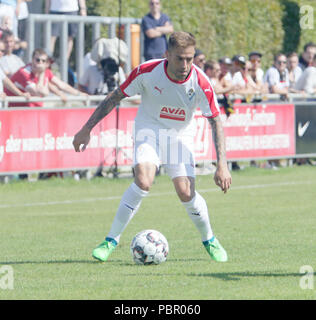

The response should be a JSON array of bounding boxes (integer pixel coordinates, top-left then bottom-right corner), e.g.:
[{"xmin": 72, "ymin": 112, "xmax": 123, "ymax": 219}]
[{"xmin": 166, "ymin": 45, "xmax": 195, "ymax": 81}]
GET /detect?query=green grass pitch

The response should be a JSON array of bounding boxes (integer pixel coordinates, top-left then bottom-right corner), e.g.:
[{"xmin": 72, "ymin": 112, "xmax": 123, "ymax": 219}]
[{"xmin": 0, "ymin": 166, "xmax": 315, "ymax": 300}]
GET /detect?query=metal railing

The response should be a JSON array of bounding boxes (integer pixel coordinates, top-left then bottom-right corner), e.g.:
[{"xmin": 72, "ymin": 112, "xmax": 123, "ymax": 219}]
[
  {"xmin": 0, "ymin": 94, "xmax": 141, "ymax": 109},
  {"xmin": 1, "ymin": 93, "xmax": 315, "ymax": 109},
  {"xmin": 26, "ymin": 14, "xmax": 143, "ymax": 83}
]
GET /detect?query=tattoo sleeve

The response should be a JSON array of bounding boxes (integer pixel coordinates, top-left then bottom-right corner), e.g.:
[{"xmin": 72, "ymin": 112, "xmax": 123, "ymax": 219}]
[
  {"xmin": 208, "ymin": 116, "xmax": 227, "ymax": 164},
  {"xmin": 84, "ymin": 88, "xmax": 125, "ymax": 131}
]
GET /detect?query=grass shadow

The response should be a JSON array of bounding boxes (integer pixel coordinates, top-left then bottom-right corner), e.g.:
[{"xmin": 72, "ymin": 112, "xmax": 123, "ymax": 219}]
[
  {"xmin": 188, "ymin": 271, "xmax": 315, "ymax": 281},
  {"xmin": 0, "ymin": 259, "xmax": 101, "ymax": 265}
]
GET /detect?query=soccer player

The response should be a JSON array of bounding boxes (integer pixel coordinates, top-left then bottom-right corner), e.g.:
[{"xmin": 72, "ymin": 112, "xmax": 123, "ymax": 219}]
[{"xmin": 73, "ymin": 31, "xmax": 232, "ymax": 263}]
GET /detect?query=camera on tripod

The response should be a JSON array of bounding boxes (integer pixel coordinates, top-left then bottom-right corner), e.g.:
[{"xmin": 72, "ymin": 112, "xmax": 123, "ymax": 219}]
[
  {"xmin": 95, "ymin": 57, "xmax": 119, "ymax": 95},
  {"xmin": 91, "ymin": 37, "xmax": 128, "ymax": 95}
]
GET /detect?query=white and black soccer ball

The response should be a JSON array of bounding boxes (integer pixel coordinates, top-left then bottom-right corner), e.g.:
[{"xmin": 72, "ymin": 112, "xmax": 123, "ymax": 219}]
[{"xmin": 130, "ymin": 229, "xmax": 169, "ymax": 265}]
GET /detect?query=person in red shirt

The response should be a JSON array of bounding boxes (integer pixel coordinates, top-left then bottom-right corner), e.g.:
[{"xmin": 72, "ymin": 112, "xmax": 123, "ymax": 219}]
[{"xmin": 5, "ymin": 47, "xmax": 86, "ymax": 107}]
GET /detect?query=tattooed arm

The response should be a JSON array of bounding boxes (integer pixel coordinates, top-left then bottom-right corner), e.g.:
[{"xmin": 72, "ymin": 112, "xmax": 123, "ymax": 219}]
[
  {"xmin": 208, "ymin": 115, "xmax": 232, "ymax": 193},
  {"xmin": 73, "ymin": 88, "xmax": 125, "ymax": 152}
]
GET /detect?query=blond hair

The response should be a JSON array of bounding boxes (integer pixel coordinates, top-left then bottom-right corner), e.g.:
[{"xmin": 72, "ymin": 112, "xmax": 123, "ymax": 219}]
[{"xmin": 168, "ymin": 31, "xmax": 196, "ymax": 51}]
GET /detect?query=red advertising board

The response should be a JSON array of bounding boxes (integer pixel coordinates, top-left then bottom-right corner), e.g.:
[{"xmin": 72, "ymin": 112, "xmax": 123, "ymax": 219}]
[
  {"xmin": 0, "ymin": 104, "xmax": 295, "ymax": 174},
  {"xmin": 221, "ymin": 103, "xmax": 295, "ymax": 160},
  {"xmin": 0, "ymin": 107, "xmax": 137, "ymax": 174}
]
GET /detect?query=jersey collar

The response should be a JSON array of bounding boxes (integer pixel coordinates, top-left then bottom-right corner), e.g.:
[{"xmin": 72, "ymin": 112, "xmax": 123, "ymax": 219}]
[{"xmin": 164, "ymin": 60, "xmax": 193, "ymax": 84}]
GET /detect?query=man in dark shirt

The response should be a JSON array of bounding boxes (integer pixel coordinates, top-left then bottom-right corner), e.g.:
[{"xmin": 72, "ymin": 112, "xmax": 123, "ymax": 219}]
[
  {"xmin": 298, "ymin": 42, "xmax": 316, "ymax": 71},
  {"xmin": 141, "ymin": 0, "xmax": 173, "ymax": 61}
]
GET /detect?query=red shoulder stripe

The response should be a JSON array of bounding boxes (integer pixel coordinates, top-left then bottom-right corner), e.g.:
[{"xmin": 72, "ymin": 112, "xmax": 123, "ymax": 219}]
[
  {"xmin": 194, "ymin": 66, "xmax": 219, "ymax": 118},
  {"xmin": 120, "ymin": 59, "xmax": 164, "ymax": 96}
]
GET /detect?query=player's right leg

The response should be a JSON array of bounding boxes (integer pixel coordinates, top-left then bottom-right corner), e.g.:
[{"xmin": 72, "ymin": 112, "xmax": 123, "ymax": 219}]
[{"xmin": 92, "ymin": 144, "xmax": 159, "ymax": 262}]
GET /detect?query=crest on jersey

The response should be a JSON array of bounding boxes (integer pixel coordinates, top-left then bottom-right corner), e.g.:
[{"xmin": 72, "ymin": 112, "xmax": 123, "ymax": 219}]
[{"xmin": 187, "ymin": 88, "xmax": 195, "ymax": 100}]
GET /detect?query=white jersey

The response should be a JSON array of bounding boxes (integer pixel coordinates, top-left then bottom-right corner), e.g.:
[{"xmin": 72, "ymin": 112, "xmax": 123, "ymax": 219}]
[{"xmin": 120, "ymin": 59, "xmax": 220, "ymax": 134}]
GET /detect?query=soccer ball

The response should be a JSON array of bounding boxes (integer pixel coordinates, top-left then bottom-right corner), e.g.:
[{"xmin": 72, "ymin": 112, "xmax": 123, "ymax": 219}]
[{"xmin": 130, "ymin": 229, "xmax": 169, "ymax": 265}]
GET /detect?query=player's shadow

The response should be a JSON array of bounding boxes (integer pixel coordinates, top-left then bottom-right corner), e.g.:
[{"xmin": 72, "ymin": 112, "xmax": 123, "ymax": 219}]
[
  {"xmin": 0, "ymin": 259, "xmax": 166, "ymax": 266},
  {"xmin": 188, "ymin": 271, "xmax": 315, "ymax": 281}
]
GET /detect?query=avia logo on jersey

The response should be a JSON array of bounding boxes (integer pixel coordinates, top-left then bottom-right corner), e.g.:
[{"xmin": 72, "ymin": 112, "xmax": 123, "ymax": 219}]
[{"xmin": 160, "ymin": 107, "xmax": 186, "ymax": 121}]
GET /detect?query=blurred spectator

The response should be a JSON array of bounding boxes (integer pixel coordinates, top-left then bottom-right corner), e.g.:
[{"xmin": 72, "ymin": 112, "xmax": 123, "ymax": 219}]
[
  {"xmin": 83, "ymin": 51, "xmax": 97, "ymax": 73},
  {"xmin": 0, "ymin": 14, "xmax": 26, "ymax": 58},
  {"xmin": 193, "ymin": 49, "xmax": 206, "ymax": 70},
  {"xmin": 0, "ymin": 66, "xmax": 30, "ymax": 103},
  {"xmin": 231, "ymin": 54, "xmax": 245, "ymax": 77},
  {"xmin": 0, "ymin": 0, "xmax": 18, "ymax": 37},
  {"xmin": 141, "ymin": 0, "xmax": 173, "ymax": 61},
  {"xmin": 295, "ymin": 54, "xmax": 316, "ymax": 94},
  {"xmin": 204, "ymin": 59, "xmax": 234, "ymax": 118},
  {"xmin": 0, "ymin": 14, "xmax": 13, "ymax": 32},
  {"xmin": 248, "ymin": 52, "xmax": 264, "ymax": 82},
  {"xmin": 248, "ymin": 51, "xmax": 266, "ymax": 92},
  {"xmin": 298, "ymin": 42, "xmax": 316, "ymax": 71},
  {"xmin": 231, "ymin": 56, "xmax": 258, "ymax": 94},
  {"xmin": 218, "ymin": 56, "xmax": 233, "ymax": 88},
  {"xmin": 15, "ymin": 0, "xmax": 31, "ymax": 58},
  {"xmin": 204, "ymin": 60, "xmax": 231, "ymax": 94},
  {"xmin": 0, "ymin": 38, "xmax": 5, "ymax": 56},
  {"xmin": 0, "ymin": 34, "xmax": 29, "ymax": 100},
  {"xmin": 5, "ymin": 48, "xmax": 86, "ymax": 107},
  {"xmin": 45, "ymin": 0, "xmax": 87, "ymax": 60},
  {"xmin": 264, "ymin": 53, "xmax": 289, "ymax": 95},
  {"xmin": 82, "ymin": 38, "xmax": 99, "ymax": 75},
  {"xmin": 287, "ymin": 52, "xmax": 302, "ymax": 92},
  {"xmin": 0, "ymin": 29, "xmax": 25, "ymax": 77}
]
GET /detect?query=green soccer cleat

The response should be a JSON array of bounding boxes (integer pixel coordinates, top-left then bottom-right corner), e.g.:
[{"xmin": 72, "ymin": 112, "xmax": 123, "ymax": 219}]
[
  {"xmin": 92, "ymin": 238, "xmax": 117, "ymax": 262},
  {"xmin": 203, "ymin": 237, "xmax": 228, "ymax": 262}
]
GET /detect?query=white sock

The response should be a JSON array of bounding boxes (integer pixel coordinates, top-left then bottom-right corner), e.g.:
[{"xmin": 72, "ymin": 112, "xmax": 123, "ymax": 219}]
[
  {"xmin": 107, "ymin": 182, "xmax": 148, "ymax": 243},
  {"xmin": 182, "ymin": 191, "xmax": 214, "ymax": 242}
]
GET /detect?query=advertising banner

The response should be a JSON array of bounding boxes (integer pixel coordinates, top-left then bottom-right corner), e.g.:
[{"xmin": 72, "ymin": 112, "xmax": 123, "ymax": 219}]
[
  {"xmin": 0, "ymin": 107, "xmax": 137, "ymax": 174},
  {"xmin": 0, "ymin": 103, "xmax": 296, "ymax": 174},
  {"xmin": 221, "ymin": 103, "xmax": 295, "ymax": 160}
]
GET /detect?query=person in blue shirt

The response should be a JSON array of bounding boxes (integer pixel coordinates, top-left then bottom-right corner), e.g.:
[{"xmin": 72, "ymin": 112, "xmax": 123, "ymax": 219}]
[{"xmin": 141, "ymin": 0, "xmax": 173, "ymax": 61}]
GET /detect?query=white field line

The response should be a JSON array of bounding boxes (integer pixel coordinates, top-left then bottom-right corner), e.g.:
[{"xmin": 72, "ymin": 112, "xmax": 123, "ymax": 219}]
[{"xmin": 0, "ymin": 180, "xmax": 313, "ymax": 209}]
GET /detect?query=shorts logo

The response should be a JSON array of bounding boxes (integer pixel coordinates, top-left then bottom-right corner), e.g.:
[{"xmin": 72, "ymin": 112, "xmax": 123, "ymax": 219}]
[{"xmin": 160, "ymin": 107, "xmax": 186, "ymax": 121}]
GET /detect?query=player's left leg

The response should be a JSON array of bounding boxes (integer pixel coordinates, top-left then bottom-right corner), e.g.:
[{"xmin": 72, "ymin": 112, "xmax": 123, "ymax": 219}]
[
  {"xmin": 173, "ymin": 175, "xmax": 227, "ymax": 262},
  {"xmin": 172, "ymin": 175, "xmax": 214, "ymax": 242}
]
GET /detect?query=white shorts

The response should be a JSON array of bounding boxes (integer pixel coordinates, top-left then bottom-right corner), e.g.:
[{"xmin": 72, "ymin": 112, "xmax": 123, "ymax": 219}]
[{"xmin": 133, "ymin": 126, "xmax": 196, "ymax": 179}]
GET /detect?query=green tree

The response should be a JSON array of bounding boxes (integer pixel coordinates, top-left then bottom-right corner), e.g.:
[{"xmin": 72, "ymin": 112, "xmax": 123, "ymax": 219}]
[{"xmin": 86, "ymin": 0, "xmax": 316, "ymax": 70}]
